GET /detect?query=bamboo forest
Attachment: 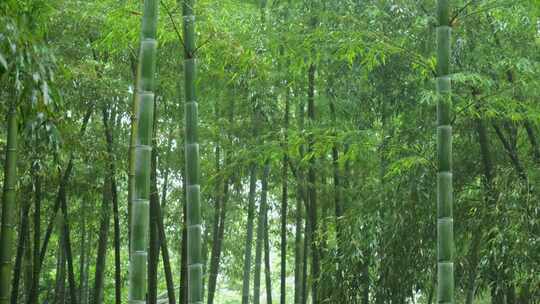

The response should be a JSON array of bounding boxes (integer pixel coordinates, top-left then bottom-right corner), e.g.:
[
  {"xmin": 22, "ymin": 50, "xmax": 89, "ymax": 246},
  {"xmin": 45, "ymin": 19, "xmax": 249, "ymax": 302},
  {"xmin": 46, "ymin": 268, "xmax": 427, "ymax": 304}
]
[{"xmin": 1, "ymin": 0, "xmax": 540, "ymax": 303}]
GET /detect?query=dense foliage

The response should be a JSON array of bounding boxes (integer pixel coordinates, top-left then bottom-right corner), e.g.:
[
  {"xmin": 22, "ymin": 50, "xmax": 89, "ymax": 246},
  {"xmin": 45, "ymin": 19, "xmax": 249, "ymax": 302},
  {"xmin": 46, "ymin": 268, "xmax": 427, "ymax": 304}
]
[{"xmin": 1, "ymin": 0, "xmax": 539, "ymax": 303}]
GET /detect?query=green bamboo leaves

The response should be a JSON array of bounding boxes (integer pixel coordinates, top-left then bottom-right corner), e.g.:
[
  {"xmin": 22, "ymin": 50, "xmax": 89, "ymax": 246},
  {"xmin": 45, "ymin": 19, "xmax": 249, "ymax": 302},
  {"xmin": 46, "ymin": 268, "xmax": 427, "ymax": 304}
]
[
  {"xmin": 0, "ymin": 104, "xmax": 17, "ymax": 304},
  {"xmin": 436, "ymin": 0, "xmax": 454, "ymax": 303},
  {"xmin": 183, "ymin": 0, "xmax": 203, "ymax": 303},
  {"xmin": 128, "ymin": 0, "xmax": 159, "ymax": 302}
]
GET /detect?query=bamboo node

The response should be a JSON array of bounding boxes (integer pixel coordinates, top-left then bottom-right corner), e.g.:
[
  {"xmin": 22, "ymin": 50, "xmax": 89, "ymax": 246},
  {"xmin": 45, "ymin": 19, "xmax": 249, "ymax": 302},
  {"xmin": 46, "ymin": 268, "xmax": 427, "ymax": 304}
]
[
  {"xmin": 135, "ymin": 144, "xmax": 152, "ymax": 151},
  {"xmin": 132, "ymin": 250, "xmax": 148, "ymax": 256},
  {"xmin": 183, "ymin": 15, "xmax": 195, "ymax": 22}
]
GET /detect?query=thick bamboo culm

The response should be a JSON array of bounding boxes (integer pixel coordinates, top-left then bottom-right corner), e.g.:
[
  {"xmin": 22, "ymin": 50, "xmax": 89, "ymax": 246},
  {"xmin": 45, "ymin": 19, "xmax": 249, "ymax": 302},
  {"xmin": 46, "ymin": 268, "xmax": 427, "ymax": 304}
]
[
  {"xmin": 436, "ymin": 0, "xmax": 454, "ymax": 303},
  {"xmin": 128, "ymin": 0, "xmax": 159, "ymax": 303},
  {"xmin": 183, "ymin": 0, "xmax": 204, "ymax": 302},
  {"xmin": 0, "ymin": 104, "xmax": 18, "ymax": 304}
]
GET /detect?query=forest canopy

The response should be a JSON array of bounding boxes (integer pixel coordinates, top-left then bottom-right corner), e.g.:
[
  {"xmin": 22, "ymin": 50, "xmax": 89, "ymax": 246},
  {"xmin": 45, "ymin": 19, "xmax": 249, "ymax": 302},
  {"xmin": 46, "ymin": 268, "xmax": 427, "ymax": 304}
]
[{"xmin": 0, "ymin": 0, "xmax": 539, "ymax": 304}]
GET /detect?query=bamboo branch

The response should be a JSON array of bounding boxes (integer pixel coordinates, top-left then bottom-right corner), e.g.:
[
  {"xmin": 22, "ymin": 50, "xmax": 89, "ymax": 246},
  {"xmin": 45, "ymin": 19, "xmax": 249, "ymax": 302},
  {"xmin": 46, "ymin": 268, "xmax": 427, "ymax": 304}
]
[{"xmin": 161, "ymin": 0, "xmax": 185, "ymax": 51}]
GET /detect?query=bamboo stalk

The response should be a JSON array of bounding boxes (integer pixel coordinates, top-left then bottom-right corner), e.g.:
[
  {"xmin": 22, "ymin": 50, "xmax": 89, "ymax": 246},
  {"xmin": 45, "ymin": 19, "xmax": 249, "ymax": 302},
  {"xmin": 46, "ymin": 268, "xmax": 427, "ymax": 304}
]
[
  {"xmin": 0, "ymin": 103, "xmax": 18, "ymax": 304},
  {"xmin": 128, "ymin": 0, "xmax": 159, "ymax": 302},
  {"xmin": 183, "ymin": 0, "xmax": 203, "ymax": 302},
  {"xmin": 436, "ymin": 1, "xmax": 454, "ymax": 303}
]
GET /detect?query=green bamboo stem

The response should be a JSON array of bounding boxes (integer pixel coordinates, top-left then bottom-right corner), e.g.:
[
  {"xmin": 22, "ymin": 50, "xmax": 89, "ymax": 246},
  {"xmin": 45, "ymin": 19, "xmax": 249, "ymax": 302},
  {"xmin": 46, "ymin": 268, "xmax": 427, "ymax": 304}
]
[
  {"xmin": 207, "ymin": 145, "xmax": 222, "ymax": 304},
  {"xmin": 30, "ymin": 166, "xmax": 41, "ymax": 304},
  {"xmin": 253, "ymin": 163, "xmax": 270, "ymax": 304},
  {"xmin": 436, "ymin": 1, "xmax": 454, "ymax": 303},
  {"xmin": 294, "ymin": 175, "xmax": 304, "ymax": 304},
  {"xmin": 307, "ymin": 62, "xmax": 319, "ymax": 304},
  {"xmin": 158, "ymin": 131, "xmax": 177, "ymax": 304},
  {"xmin": 279, "ymin": 4, "xmax": 290, "ymax": 304},
  {"xmin": 148, "ymin": 123, "xmax": 160, "ymax": 304},
  {"xmin": 241, "ymin": 165, "xmax": 257, "ymax": 304},
  {"xmin": 54, "ymin": 216, "xmax": 66, "ymax": 304},
  {"xmin": 295, "ymin": 99, "xmax": 306, "ymax": 304},
  {"xmin": 263, "ymin": 198, "xmax": 273, "ymax": 304},
  {"xmin": 128, "ymin": 68, "xmax": 140, "ymax": 259},
  {"xmin": 10, "ymin": 187, "xmax": 30, "ymax": 304},
  {"xmin": 128, "ymin": 0, "xmax": 159, "ymax": 302},
  {"xmin": 0, "ymin": 104, "xmax": 18, "ymax": 304},
  {"xmin": 183, "ymin": 0, "xmax": 203, "ymax": 302},
  {"xmin": 280, "ymin": 92, "xmax": 289, "ymax": 304},
  {"xmin": 22, "ymin": 211, "xmax": 32, "ymax": 299}
]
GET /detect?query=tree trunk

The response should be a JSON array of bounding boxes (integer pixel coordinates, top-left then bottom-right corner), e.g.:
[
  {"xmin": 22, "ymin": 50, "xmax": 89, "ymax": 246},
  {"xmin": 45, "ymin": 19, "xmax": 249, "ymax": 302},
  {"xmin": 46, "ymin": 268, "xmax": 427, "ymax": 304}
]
[
  {"xmin": 157, "ymin": 193, "xmax": 177, "ymax": 304},
  {"xmin": 47, "ymin": 105, "xmax": 96, "ymax": 304},
  {"xmin": 178, "ymin": 112, "xmax": 188, "ymax": 304},
  {"xmin": 127, "ymin": 50, "xmax": 140, "ymax": 259},
  {"xmin": 427, "ymin": 282, "xmax": 434, "ymax": 304},
  {"xmin": 294, "ymin": 178, "xmax": 305, "ymax": 304},
  {"xmin": 329, "ymin": 90, "xmax": 343, "ymax": 266},
  {"xmin": 487, "ymin": 15, "xmax": 540, "ymax": 168},
  {"xmin": 182, "ymin": 0, "xmax": 203, "ymax": 301},
  {"xmin": 29, "ymin": 166, "xmax": 41, "ymax": 304},
  {"xmin": 492, "ymin": 123, "xmax": 527, "ymax": 182},
  {"xmin": 128, "ymin": 0, "xmax": 159, "ymax": 301},
  {"xmin": 92, "ymin": 109, "xmax": 115, "ymax": 304},
  {"xmin": 207, "ymin": 145, "xmax": 223, "ymax": 304},
  {"xmin": 506, "ymin": 283, "xmax": 516, "ymax": 304},
  {"xmin": 254, "ymin": 164, "xmax": 270, "ymax": 304},
  {"xmin": 524, "ymin": 121, "xmax": 540, "ymax": 164},
  {"xmin": 264, "ymin": 192, "xmax": 273, "ymax": 304},
  {"xmin": 466, "ymin": 106, "xmax": 495, "ymax": 304},
  {"xmin": 157, "ymin": 138, "xmax": 177, "ymax": 304},
  {"xmin": 0, "ymin": 103, "xmax": 18, "ymax": 304},
  {"xmin": 112, "ymin": 158, "xmax": 121, "ymax": 304},
  {"xmin": 104, "ymin": 106, "xmax": 122, "ymax": 304},
  {"xmin": 83, "ymin": 232, "xmax": 91, "ymax": 304},
  {"xmin": 33, "ymin": 106, "xmax": 93, "ymax": 304},
  {"xmin": 148, "ymin": 179, "xmax": 159, "ymax": 304},
  {"xmin": 435, "ymin": 1, "xmax": 454, "ymax": 303},
  {"xmin": 59, "ymin": 182, "xmax": 79, "ymax": 304},
  {"xmin": 279, "ymin": 4, "xmax": 290, "ymax": 304},
  {"xmin": 241, "ymin": 165, "xmax": 257, "ymax": 304},
  {"xmin": 54, "ymin": 217, "xmax": 66, "ymax": 304},
  {"xmin": 280, "ymin": 143, "xmax": 288, "ymax": 304},
  {"xmin": 22, "ymin": 216, "xmax": 32, "ymax": 303},
  {"xmin": 79, "ymin": 190, "xmax": 87, "ymax": 304},
  {"xmin": 180, "ymin": 182, "xmax": 188, "ymax": 304},
  {"xmin": 92, "ymin": 175, "xmax": 111, "ymax": 304},
  {"xmin": 112, "ymin": 191, "xmax": 121, "ymax": 304},
  {"xmin": 148, "ymin": 102, "xmax": 160, "ymax": 304},
  {"xmin": 307, "ymin": 62, "xmax": 319, "ymax": 304},
  {"xmin": 362, "ymin": 261, "xmax": 369, "ymax": 304},
  {"xmin": 294, "ymin": 99, "xmax": 306, "ymax": 304},
  {"xmin": 208, "ymin": 173, "xmax": 230, "ymax": 303},
  {"xmin": 301, "ymin": 203, "xmax": 309, "ymax": 304},
  {"xmin": 10, "ymin": 191, "xmax": 31, "ymax": 304},
  {"xmin": 465, "ymin": 232, "xmax": 480, "ymax": 304}
]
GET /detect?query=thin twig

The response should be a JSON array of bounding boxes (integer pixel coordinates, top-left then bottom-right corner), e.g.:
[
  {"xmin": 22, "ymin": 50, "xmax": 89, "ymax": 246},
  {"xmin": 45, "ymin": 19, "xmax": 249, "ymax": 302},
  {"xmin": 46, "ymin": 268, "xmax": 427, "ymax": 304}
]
[
  {"xmin": 459, "ymin": 1, "xmax": 520, "ymax": 21},
  {"xmin": 418, "ymin": 3, "xmax": 429, "ymax": 15},
  {"xmin": 451, "ymin": 86, "xmax": 514, "ymax": 124},
  {"xmin": 161, "ymin": 0, "xmax": 185, "ymax": 51},
  {"xmin": 127, "ymin": 44, "xmax": 137, "ymax": 60},
  {"xmin": 194, "ymin": 32, "xmax": 216, "ymax": 53},
  {"xmin": 450, "ymin": 0, "xmax": 476, "ymax": 24}
]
